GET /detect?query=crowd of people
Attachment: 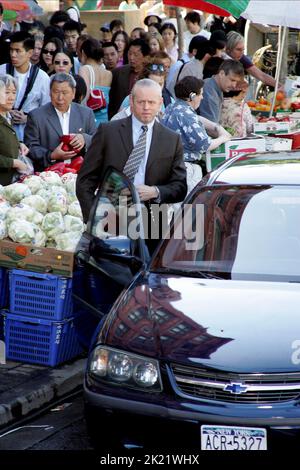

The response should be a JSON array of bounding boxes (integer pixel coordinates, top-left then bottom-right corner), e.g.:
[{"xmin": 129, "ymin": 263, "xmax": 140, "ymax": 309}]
[{"xmin": 0, "ymin": 1, "xmax": 278, "ymax": 246}]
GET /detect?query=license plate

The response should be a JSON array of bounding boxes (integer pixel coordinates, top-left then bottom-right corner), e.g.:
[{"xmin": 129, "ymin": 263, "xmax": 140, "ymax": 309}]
[{"xmin": 201, "ymin": 425, "xmax": 267, "ymax": 451}]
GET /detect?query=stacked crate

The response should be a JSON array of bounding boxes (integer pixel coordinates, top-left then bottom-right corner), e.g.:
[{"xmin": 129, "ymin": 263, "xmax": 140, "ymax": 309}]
[{"xmin": 2, "ymin": 269, "xmax": 83, "ymax": 366}]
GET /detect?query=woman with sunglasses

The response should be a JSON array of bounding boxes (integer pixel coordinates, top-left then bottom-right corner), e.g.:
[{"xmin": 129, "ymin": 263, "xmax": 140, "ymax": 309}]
[
  {"xmin": 53, "ymin": 50, "xmax": 74, "ymax": 75},
  {"xmin": 112, "ymin": 61, "xmax": 171, "ymax": 121},
  {"xmin": 40, "ymin": 37, "xmax": 63, "ymax": 75},
  {"xmin": 79, "ymin": 38, "xmax": 112, "ymax": 125}
]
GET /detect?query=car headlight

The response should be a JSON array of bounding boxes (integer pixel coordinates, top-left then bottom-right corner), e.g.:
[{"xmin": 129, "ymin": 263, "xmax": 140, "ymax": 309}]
[{"xmin": 89, "ymin": 346, "xmax": 162, "ymax": 391}]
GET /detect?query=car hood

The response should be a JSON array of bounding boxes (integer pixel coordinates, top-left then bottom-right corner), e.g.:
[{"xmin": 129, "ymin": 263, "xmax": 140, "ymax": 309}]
[{"xmin": 104, "ymin": 273, "xmax": 300, "ymax": 373}]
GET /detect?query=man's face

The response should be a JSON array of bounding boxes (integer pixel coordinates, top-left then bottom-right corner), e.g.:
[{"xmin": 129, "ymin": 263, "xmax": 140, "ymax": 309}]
[
  {"xmin": 219, "ymin": 71, "xmax": 242, "ymax": 92},
  {"xmin": 185, "ymin": 20, "xmax": 200, "ymax": 34},
  {"xmin": 100, "ymin": 30, "xmax": 112, "ymax": 43},
  {"xmin": 64, "ymin": 29, "xmax": 79, "ymax": 52},
  {"xmin": 50, "ymin": 81, "xmax": 75, "ymax": 113},
  {"xmin": 10, "ymin": 42, "xmax": 32, "ymax": 69},
  {"xmin": 128, "ymin": 45, "xmax": 144, "ymax": 73},
  {"xmin": 103, "ymin": 46, "xmax": 118, "ymax": 71},
  {"xmin": 130, "ymin": 86, "xmax": 162, "ymax": 124}
]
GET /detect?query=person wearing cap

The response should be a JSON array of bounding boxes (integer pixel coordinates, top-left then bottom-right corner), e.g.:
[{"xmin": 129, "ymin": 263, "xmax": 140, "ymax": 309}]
[
  {"xmin": 119, "ymin": 0, "xmax": 138, "ymax": 11},
  {"xmin": 144, "ymin": 13, "xmax": 162, "ymax": 29},
  {"xmin": 99, "ymin": 25, "xmax": 112, "ymax": 44}
]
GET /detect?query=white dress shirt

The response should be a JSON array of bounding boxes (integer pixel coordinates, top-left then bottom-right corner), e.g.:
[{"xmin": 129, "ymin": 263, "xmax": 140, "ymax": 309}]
[
  {"xmin": 131, "ymin": 115, "xmax": 155, "ymax": 186},
  {"xmin": 55, "ymin": 106, "xmax": 71, "ymax": 135},
  {"xmin": 55, "ymin": 106, "xmax": 71, "ymax": 163}
]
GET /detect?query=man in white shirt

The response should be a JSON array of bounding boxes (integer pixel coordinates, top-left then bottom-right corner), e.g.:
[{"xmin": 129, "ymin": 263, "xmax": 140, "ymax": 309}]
[
  {"xmin": 167, "ymin": 35, "xmax": 209, "ymax": 97},
  {"xmin": 0, "ymin": 31, "xmax": 50, "ymax": 141},
  {"xmin": 65, "ymin": 0, "xmax": 80, "ymax": 22},
  {"xmin": 76, "ymin": 79, "xmax": 187, "ymax": 237},
  {"xmin": 183, "ymin": 11, "xmax": 211, "ymax": 52},
  {"xmin": 24, "ymin": 73, "xmax": 97, "ymax": 171}
]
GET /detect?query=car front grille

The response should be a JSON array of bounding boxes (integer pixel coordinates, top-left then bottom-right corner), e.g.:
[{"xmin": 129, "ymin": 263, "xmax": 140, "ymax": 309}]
[{"xmin": 170, "ymin": 363, "xmax": 300, "ymax": 404}]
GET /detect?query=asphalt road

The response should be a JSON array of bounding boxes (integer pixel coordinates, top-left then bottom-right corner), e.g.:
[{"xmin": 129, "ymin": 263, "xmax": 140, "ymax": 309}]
[{"xmin": 0, "ymin": 394, "xmax": 91, "ymax": 451}]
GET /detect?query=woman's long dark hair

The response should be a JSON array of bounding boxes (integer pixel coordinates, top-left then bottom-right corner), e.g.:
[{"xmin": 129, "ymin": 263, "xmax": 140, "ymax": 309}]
[{"xmin": 39, "ymin": 37, "xmax": 63, "ymax": 74}]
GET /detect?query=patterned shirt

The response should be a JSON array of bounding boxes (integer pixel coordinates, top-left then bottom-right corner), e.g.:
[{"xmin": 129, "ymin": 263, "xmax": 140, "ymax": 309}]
[
  {"xmin": 220, "ymin": 98, "xmax": 254, "ymax": 138},
  {"xmin": 162, "ymin": 99, "xmax": 211, "ymax": 162}
]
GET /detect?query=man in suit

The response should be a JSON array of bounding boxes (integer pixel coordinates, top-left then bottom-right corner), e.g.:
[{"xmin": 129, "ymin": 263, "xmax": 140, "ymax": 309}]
[
  {"xmin": 24, "ymin": 72, "xmax": 97, "ymax": 171},
  {"xmin": 108, "ymin": 38, "xmax": 150, "ymax": 120},
  {"xmin": 76, "ymin": 79, "xmax": 187, "ymax": 232}
]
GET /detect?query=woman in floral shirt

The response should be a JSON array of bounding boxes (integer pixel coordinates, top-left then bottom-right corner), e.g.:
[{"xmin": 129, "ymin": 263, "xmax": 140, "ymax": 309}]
[{"xmin": 162, "ymin": 76, "xmax": 230, "ymax": 195}]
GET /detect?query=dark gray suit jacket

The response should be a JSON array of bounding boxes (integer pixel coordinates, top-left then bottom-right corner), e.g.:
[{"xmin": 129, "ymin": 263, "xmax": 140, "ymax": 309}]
[
  {"xmin": 108, "ymin": 64, "xmax": 131, "ymax": 120},
  {"xmin": 24, "ymin": 102, "xmax": 97, "ymax": 171},
  {"xmin": 76, "ymin": 116, "xmax": 187, "ymax": 223}
]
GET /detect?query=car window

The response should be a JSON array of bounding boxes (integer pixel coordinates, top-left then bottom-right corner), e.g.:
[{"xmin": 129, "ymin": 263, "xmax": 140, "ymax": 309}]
[
  {"xmin": 90, "ymin": 170, "xmax": 135, "ymax": 240},
  {"xmin": 152, "ymin": 185, "xmax": 300, "ymax": 281}
]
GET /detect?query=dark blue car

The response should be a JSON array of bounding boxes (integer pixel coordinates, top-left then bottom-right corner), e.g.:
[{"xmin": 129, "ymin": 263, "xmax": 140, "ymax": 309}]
[{"xmin": 74, "ymin": 151, "xmax": 300, "ymax": 452}]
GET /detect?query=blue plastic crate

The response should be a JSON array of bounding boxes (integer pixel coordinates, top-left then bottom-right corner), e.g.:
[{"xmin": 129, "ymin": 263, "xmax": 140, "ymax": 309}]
[
  {"xmin": 9, "ymin": 269, "xmax": 73, "ymax": 320},
  {"xmin": 2, "ymin": 311, "xmax": 83, "ymax": 366},
  {"xmin": 0, "ymin": 268, "xmax": 9, "ymax": 309}
]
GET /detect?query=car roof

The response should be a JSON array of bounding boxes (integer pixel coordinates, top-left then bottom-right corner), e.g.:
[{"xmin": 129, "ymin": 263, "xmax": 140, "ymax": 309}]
[{"xmin": 208, "ymin": 151, "xmax": 300, "ymax": 186}]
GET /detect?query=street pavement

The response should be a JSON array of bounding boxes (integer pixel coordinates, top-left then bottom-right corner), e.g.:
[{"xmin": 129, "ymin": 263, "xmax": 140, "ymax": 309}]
[{"xmin": 0, "ymin": 356, "xmax": 86, "ymax": 428}]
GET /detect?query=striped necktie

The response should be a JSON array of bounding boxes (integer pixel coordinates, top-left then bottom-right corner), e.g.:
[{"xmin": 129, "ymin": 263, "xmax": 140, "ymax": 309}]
[{"xmin": 123, "ymin": 125, "xmax": 148, "ymax": 181}]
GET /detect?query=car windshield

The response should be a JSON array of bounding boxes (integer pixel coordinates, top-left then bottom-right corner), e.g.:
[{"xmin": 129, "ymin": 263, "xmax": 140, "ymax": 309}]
[{"xmin": 151, "ymin": 185, "xmax": 300, "ymax": 281}]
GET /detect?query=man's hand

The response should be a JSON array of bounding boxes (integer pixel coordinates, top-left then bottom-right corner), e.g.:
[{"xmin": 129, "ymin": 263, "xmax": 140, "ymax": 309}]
[
  {"xmin": 13, "ymin": 159, "xmax": 28, "ymax": 172},
  {"xmin": 135, "ymin": 185, "xmax": 158, "ymax": 201},
  {"xmin": 69, "ymin": 133, "xmax": 85, "ymax": 151},
  {"xmin": 10, "ymin": 110, "xmax": 28, "ymax": 125},
  {"xmin": 51, "ymin": 142, "xmax": 77, "ymax": 161},
  {"xmin": 19, "ymin": 142, "xmax": 29, "ymax": 156}
]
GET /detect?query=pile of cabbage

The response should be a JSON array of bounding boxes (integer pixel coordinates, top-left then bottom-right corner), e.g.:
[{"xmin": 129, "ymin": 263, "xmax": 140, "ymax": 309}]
[{"xmin": 0, "ymin": 172, "xmax": 85, "ymax": 252}]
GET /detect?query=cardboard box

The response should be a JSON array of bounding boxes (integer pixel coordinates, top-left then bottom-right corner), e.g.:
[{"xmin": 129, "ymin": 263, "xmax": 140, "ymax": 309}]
[
  {"xmin": 0, "ymin": 239, "xmax": 74, "ymax": 277},
  {"xmin": 284, "ymin": 76, "xmax": 300, "ymax": 96},
  {"xmin": 265, "ymin": 137, "xmax": 293, "ymax": 151},
  {"xmin": 206, "ymin": 136, "xmax": 266, "ymax": 172},
  {"xmin": 274, "ymin": 131, "xmax": 300, "ymax": 149},
  {"xmin": 253, "ymin": 120, "xmax": 296, "ymax": 134}
]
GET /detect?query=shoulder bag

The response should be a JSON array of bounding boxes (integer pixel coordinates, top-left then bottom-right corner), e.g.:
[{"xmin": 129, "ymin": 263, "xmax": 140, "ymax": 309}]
[{"xmin": 86, "ymin": 65, "xmax": 107, "ymax": 112}]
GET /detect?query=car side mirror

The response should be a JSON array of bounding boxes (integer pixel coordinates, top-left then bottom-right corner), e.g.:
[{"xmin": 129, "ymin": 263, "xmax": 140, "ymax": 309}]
[{"xmin": 89, "ymin": 238, "xmax": 144, "ymax": 284}]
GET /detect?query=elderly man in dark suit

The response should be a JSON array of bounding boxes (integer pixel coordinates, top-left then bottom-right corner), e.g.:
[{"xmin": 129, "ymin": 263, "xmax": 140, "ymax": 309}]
[
  {"xmin": 76, "ymin": 78, "xmax": 187, "ymax": 246},
  {"xmin": 24, "ymin": 72, "xmax": 97, "ymax": 171}
]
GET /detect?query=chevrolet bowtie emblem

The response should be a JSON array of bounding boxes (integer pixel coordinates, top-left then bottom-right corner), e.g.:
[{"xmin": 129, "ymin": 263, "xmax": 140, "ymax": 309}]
[{"xmin": 223, "ymin": 382, "xmax": 248, "ymax": 394}]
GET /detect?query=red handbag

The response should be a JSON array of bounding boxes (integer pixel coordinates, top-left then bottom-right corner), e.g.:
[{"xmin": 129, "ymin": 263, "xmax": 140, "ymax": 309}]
[{"xmin": 86, "ymin": 65, "xmax": 107, "ymax": 111}]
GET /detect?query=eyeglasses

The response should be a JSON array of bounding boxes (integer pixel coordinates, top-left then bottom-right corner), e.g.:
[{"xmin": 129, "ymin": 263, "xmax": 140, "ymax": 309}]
[
  {"xmin": 147, "ymin": 63, "xmax": 165, "ymax": 72},
  {"xmin": 54, "ymin": 60, "xmax": 70, "ymax": 66},
  {"xmin": 42, "ymin": 49, "xmax": 56, "ymax": 56}
]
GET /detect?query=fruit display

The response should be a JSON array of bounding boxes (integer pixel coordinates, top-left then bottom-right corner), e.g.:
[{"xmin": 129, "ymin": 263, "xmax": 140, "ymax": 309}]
[{"xmin": 248, "ymin": 90, "xmax": 300, "ymax": 114}]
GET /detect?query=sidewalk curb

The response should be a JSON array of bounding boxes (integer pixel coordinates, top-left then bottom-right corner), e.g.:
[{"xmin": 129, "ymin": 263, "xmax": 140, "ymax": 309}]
[{"xmin": 0, "ymin": 358, "xmax": 86, "ymax": 428}]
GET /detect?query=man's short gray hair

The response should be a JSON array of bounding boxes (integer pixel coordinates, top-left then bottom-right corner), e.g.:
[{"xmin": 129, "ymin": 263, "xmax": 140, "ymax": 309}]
[
  {"xmin": 131, "ymin": 78, "xmax": 162, "ymax": 99},
  {"xmin": 0, "ymin": 74, "xmax": 18, "ymax": 91},
  {"xmin": 50, "ymin": 72, "xmax": 76, "ymax": 89}
]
